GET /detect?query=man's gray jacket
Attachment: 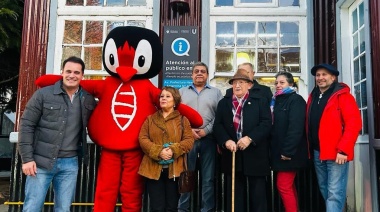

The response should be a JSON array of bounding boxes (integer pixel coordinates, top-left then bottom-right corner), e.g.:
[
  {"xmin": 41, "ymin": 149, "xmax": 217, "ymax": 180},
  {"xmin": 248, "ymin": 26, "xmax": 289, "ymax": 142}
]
[{"xmin": 18, "ymin": 80, "xmax": 97, "ymax": 170}]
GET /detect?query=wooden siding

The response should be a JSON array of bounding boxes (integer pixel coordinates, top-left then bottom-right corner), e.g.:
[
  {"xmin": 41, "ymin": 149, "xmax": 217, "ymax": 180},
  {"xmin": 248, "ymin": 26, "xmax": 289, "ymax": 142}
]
[
  {"xmin": 313, "ymin": 0, "xmax": 337, "ymax": 66},
  {"xmin": 369, "ymin": 0, "xmax": 380, "ymax": 138}
]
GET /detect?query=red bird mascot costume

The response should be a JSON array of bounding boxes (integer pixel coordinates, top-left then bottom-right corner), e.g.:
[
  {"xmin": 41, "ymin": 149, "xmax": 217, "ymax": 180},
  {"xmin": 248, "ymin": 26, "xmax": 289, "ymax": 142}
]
[{"xmin": 36, "ymin": 26, "xmax": 202, "ymax": 211}]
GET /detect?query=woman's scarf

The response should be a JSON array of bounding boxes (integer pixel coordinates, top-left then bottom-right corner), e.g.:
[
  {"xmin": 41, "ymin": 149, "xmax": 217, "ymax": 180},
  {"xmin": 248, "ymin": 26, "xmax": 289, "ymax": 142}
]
[
  {"xmin": 270, "ymin": 87, "xmax": 297, "ymax": 120},
  {"xmin": 232, "ymin": 91, "xmax": 249, "ymax": 139}
]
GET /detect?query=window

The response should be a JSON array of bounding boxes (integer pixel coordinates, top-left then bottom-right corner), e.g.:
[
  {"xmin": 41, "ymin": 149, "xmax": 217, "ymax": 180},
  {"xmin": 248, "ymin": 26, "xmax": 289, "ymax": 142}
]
[
  {"xmin": 59, "ymin": 19, "xmax": 147, "ymax": 77},
  {"xmin": 214, "ymin": 21, "xmax": 300, "ymax": 74},
  {"xmin": 53, "ymin": 0, "xmax": 153, "ymax": 78},
  {"xmin": 208, "ymin": 1, "xmax": 308, "ymax": 97},
  {"xmin": 210, "ymin": 17, "xmax": 307, "ymax": 96},
  {"xmin": 66, "ymin": 0, "xmax": 146, "ymax": 6},
  {"xmin": 215, "ymin": 0, "xmax": 300, "ymax": 7},
  {"xmin": 350, "ymin": 1, "xmax": 367, "ymax": 135}
]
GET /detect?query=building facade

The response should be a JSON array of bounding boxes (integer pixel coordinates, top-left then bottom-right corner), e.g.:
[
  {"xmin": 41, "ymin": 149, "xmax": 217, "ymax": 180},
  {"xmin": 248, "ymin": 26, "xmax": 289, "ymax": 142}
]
[{"xmin": 9, "ymin": 0, "xmax": 380, "ymax": 211}]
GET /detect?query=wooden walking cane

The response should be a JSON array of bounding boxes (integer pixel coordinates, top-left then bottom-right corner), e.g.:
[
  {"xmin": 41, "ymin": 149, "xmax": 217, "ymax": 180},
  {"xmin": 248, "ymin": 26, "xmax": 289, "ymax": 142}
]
[{"xmin": 232, "ymin": 151, "xmax": 235, "ymax": 212}]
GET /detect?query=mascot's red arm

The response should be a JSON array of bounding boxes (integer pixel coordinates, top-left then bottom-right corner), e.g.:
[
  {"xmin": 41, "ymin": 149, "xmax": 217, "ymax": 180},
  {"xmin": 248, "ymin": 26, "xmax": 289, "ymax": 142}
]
[
  {"xmin": 150, "ymin": 86, "xmax": 202, "ymax": 127},
  {"xmin": 35, "ymin": 74, "xmax": 61, "ymax": 88},
  {"xmin": 36, "ymin": 75, "xmax": 203, "ymax": 127},
  {"xmin": 35, "ymin": 75, "xmax": 105, "ymax": 98}
]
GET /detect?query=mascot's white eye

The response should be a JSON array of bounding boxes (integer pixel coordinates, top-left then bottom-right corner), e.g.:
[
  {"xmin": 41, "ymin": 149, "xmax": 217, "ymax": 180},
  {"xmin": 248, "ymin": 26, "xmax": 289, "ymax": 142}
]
[
  {"xmin": 104, "ymin": 38, "xmax": 119, "ymax": 73},
  {"xmin": 133, "ymin": 39, "xmax": 152, "ymax": 75}
]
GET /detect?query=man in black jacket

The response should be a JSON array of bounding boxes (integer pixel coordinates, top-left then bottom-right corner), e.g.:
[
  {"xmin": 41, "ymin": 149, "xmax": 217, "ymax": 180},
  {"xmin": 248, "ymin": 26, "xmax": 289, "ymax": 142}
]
[
  {"xmin": 225, "ymin": 62, "xmax": 272, "ymax": 104},
  {"xmin": 18, "ymin": 56, "xmax": 96, "ymax": 212}
]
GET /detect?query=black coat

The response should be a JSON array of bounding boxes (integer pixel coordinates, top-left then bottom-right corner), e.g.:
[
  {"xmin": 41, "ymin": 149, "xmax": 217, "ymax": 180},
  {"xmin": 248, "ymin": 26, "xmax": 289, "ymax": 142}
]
[
  {"xmin": 270, "ymin": 92, "xmax": 308, "ymax": 171},
  {"xmin": 213, "ymin": 91, "xmax": 272, "ymax": 176},
  {"xmin": 225, "ymin": 80, "xmax": 273, "ymax": 104}
]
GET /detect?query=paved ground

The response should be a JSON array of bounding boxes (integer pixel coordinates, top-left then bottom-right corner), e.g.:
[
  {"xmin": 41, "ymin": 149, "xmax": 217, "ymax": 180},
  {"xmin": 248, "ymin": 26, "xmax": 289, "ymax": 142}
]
[
  {"xmin": 0, "ymin": 172, "xmax": 10, "ymax": 212},
  {"xmin": 0, "ymin": 204, "xmax": 8, "ymax": 212}
]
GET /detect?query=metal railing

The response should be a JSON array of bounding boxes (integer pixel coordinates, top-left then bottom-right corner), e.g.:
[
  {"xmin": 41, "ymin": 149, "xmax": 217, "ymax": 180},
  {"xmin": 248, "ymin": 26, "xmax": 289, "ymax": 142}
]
[{"xmin": 7, "ymin": 139, "xmax": 325, "ymax": 211}]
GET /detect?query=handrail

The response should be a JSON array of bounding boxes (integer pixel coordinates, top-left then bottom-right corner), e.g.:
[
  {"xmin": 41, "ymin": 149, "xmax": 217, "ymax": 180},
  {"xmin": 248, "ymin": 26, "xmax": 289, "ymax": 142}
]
[
  {"xmin": 4, "ymin": 201, "xmax": 122, "ymax": 206},
  {"xmin": 9, "ymin": 132, "xmax": 94, "ymax": 143}
]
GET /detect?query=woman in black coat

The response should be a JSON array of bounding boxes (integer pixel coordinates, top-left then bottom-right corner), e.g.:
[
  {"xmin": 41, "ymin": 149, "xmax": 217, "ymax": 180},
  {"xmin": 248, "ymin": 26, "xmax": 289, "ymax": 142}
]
[
  {"xmin": 213, "ymin": 69, "xmax": 272, "ymax": 212},
  {"xmin": 270, "ymin": 71, "xmax": 308, "ymax": 212}
]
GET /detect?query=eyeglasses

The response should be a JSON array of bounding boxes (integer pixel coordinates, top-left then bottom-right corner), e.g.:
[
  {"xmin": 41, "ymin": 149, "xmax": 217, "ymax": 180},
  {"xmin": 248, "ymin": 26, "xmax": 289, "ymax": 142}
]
[
  {"xmin": 193, "ymin": 69, "xmax": 207, "ymax": 74},
  {"xmin": 232, "ymin": 81, "xmax": 248, "ymax": 86}
]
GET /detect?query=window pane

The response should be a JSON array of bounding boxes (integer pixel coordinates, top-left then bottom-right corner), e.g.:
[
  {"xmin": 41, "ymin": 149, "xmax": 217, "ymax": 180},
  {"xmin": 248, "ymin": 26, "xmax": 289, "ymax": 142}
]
[
  {"xmin": 258, "ymin": 48, "xmax": 277, "ymax": 73},
  {"xmin": 241, "ymin": 0, "xmax": 272, "ymax": 3},
  {"xmin": 361, "ymin": 81, "xmax": 367, "ymax": 107},
  {"xmin": 237, "ymin": 22, "xmax": 256, "ymax": 46},
  {"xmin": 215, "ymin": 0, "xmax": 233, "ymax": 6},
  {"xmin": 128, "ymin": 0, "xmax": 146, "ymax": 6},
  {"xmin": 353, "ymin": 33, "xmax": 358, "ymax": 57},
  {"xmin": 107, "ymin": 21, "xmax": 124, "ymax": 34},
  {"xmin": 280, "ymin": 22, "xmax": 299, "ymax": 45},
  {"xmin": 256, "ymin": 78, "xmax": 275, "ymax": 92},
  {"xmin": 359, "ymin": 3, "xmax": 364, "ymax": 27},
  {"xmin": 85, "ymin": 21, "xmax": 103, "ymax": 44},
  {"xmin": 127, "ymin": 20, "xmax": 145, "ymax": 27},
  {"xmin": 258, "ymin": 22, "xmax": 277, "ymax": 46},
  {"xmin": 216, "ymin": 22, "xmax": 234, "ymax": 46},
  {"xmin": 362, "ymin": 109, "xmax": 368, "ymax": 134},
  {"xmin": 107, "ymin": 0, "xmax": 125, "ymax": 6},
  {"xmin": 360, "ymin": 55, "xmax": 366, "ymax": 80},
  {"xmin": 87, "ymin": 0, "xmax": 103, "ymax": 6},
  {"xmin": 280, "ymin": 47, "xmax": 300, "ymax": 73},
  {"xmin": 352, "ymin": 8, "xmax": 358, "ymax": 33},
  {"xmin": 84, "ymin": 76, "xmax": 105, "ymax": 80},
  {"xmin": 62, "ymin": 46, "xmax": 82, "ymax": 60},
  {"xmin": 84, "ymin": 47, "xmax": 102, "ymax": 70},
  {"xmin": 280, "ymin": 0, "xmax": 299, "ymax": 6},
  {"xmin": 360, "ymin": 29, "xmax": 365, "ymax": 54},
  {"xmin": 64, "ymin": 21, "xmax": 83, "ymax": 44},
  {"xmin": 66, "ymin": 0, "xmax": 84, "ymax": 6},
  {"xmin": 237, "ymin": 49, "xmax": 255, "ymax": 66},
  {"xmin": 215, "ymin": 48, "xmax": 234, "ymax": 73},
  {"xmin": 354, "ymin": 59, "xmax": 359, "ymax": 83},
  {"xmin": 354, "ymin": 84, "xmax": 361, "ymax": 108}
]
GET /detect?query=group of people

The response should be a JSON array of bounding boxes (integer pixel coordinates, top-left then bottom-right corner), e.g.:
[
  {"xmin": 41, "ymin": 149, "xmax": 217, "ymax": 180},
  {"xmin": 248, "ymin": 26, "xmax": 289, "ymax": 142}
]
[{"xmin": 18, "ymin": 56, "xmax": 361, "ymax": 212}]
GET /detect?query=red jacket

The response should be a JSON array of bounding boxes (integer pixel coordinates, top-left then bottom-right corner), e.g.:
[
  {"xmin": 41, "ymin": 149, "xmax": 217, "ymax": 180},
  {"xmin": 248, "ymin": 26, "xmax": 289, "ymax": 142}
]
[{"xmin": 306, "ymin": 83, "xmax": 362, "ymax": 161}]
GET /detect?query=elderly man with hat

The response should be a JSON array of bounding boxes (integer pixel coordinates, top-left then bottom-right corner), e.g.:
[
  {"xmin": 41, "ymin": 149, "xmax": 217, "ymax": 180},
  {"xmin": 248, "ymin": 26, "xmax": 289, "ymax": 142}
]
[
  {"xmin": 213, "ymin": 69, "xmax": 272, "ymax": 212},
  {"xmin": 306, "ymin": 63, "xmax": 362, "ymax": 211}
]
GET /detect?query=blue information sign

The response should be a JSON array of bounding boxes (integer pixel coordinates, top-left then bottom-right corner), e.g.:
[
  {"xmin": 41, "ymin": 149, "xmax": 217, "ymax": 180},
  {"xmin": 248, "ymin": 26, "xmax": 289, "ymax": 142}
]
[{"xmin": 162, "ymin": 26, "xmax": 199, "ymax": 88}]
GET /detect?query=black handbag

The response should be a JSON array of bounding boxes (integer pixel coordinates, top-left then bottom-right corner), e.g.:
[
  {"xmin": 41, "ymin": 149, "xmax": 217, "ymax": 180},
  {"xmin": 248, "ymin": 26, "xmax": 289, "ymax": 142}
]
[
  {"xmin": 177, "ymin": 116, "xmax": 195, "ymax": 193},
  {"xmin": 178, "ymin": 154, "xmax": 195, "ymax": 193}
]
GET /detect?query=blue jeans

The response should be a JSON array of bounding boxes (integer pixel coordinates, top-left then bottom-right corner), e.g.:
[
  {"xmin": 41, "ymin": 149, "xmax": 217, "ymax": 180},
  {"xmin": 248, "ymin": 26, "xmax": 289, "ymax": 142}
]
[
  {"xmin": 313, "ymin": 150, "xmax": 349, "ymax": 212},
  {"xmin": 23, "ymin": 157, "xmax": 78, "ymax": 212},
  {"xmin": 178, "ymin": 136, "xmax": 216, "ymax": 212}
]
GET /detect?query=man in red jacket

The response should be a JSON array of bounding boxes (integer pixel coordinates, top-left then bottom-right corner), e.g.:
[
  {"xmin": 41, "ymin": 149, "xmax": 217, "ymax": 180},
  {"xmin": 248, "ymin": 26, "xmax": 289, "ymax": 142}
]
[{"xmin": 306, "ymin": 63, "xmax": 362, "ymax": 212}]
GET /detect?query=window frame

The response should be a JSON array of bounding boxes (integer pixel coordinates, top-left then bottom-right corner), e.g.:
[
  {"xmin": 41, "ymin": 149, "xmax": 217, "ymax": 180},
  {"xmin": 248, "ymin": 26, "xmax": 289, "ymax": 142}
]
[
  {"xmin": 208, "ymin": 0, "xmax": 309, "ymax": 97},
  {"xmin": 233, "ymin": 0, "xmax": 278, "ymax": 8},
  {"xmin": 211, "ymin": 0, "xmax": 307, "ymax": 14},
  {"xmin": 348, "ymin": 0, "xmax": 368, "ymax": 141},
  {"xmin": 52, "ymin": 0, "xmax": 153, "ymax": 76},
  {"xmin": 209, "ymin": 16, "xmax": 309, "ymax": 98}
]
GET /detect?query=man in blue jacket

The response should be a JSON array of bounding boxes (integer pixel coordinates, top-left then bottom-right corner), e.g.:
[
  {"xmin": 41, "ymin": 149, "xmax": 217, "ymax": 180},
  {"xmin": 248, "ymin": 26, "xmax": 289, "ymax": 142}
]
[{"xmin": 18, "ymin": 56, "xmax": 97, "ymax": 211}]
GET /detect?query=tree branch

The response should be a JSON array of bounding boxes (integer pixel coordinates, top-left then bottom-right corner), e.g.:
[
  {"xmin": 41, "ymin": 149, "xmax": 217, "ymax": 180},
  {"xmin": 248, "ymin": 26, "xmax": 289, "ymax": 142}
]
[{"xmin": 0, "ymin": 74, "xmax": 18, "ymax": 85}]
